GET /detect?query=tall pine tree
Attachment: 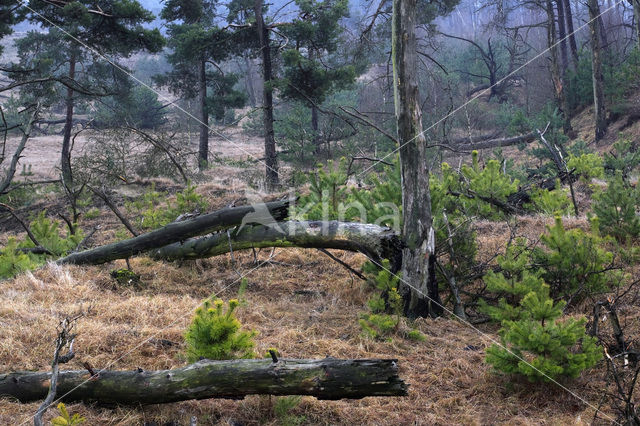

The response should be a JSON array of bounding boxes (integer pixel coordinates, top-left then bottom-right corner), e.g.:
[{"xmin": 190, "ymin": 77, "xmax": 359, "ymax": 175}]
[
  {"xmin": 277, "ymin": 0, "xmax": 355, "ymax": 156},
  {"xmin": 8, "ymin": 1, "xmax": 163, "ymax": 221},
  {"xmin": 159, "ymin": 0, "xmax": 245, "ymax": 171}
]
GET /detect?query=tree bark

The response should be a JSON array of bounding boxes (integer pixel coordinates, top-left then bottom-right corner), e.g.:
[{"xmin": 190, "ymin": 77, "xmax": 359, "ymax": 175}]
[
  {"xmin": 545, "ymin": 0, "xmax": 573, "ymax": 136},
  {"xmin": 311, "ymin": 104, "xmax": 321, "ymax": 154},
  {"xmin": 392, "ymin": 0, "xmax": 441, "ymax": 318},
  {"xmin": 254, "ymin": 0, "xmax": 279, "ymax": 191},
  {"xmin": 0, "ymin": 107, "xmax": 37, "ymax": 194},
  {"xmin": 61, "ymin": 50, "xmax": 77, "ymax": 189},
  {"xmin": 588, "ymin": 0, "xmax": 608, "ymax": 141},
  {"xmin": 555, "ymin": 0, "xmax": 569, "ymax": 71},
  {"xmin": 0, "ymin": 358, "xmax": 407, "ymax": 404},
  {"xmin": 562, "ymin": 0, "xmax": 579, "ymax": 67},
  {"xmin": 633, "ymin": 0, "xmax": 640, "ymax": 51},
  {"xmin": 56, "ymin": 200, "xmax": 291, "ymax": 265},
  {"xmin": 150, "ymin": 221, "xmax": 403, "ymax": 270},
  {"xmin": 198, "ymin": 56, "xmax": 209, "ymax": 171}
]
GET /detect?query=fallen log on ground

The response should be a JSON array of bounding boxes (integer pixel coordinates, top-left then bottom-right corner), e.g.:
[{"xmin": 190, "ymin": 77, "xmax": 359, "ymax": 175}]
[
  {"xmin": 0, "ymin": 358, "xmax": 407, "ymax": 404},
  {"xmin": 57, "ymin": 200, "xmax": 291, "ymax": 265},
  {"xmin": 450, "ymin": 131, "xmax": 537, "ymax": 151},
  {"xmin": 151, "ymin": 221, "xmax": 403, "ymax": 270}
]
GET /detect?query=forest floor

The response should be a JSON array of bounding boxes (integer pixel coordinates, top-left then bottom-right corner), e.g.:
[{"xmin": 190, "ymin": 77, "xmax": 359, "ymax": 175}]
[{"xmin": 1, "ymin": 109, "xmax": 639, "ymax": 424}]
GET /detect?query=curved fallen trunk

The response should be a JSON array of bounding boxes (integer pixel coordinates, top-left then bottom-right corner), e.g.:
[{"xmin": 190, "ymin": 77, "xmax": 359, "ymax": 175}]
[
  {"xmin": 0, "ymin": 358, "xmax": 407, "ymax": 404},
  {"xmin": 57, "ymin": 200, "xmax": 291, "ymax": 265},
  {"xmin": 150, "ymin": 221, "xmax": 403, "ymax": 270}
]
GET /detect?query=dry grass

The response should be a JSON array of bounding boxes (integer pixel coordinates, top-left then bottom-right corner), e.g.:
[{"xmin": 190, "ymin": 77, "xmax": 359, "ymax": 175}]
[
  {"xmin": 1, "ymin": 111, "xmax": 636, "ymax": 425},
  {"xmin": 0, "ymin": 240, "xmax": 620, "ymax": 425}
]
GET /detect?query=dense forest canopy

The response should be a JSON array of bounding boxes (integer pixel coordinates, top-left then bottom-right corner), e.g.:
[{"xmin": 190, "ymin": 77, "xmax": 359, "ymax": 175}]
[{"xmin": 1, "ymin": 0, "xmax": 640, "ymax": 423}]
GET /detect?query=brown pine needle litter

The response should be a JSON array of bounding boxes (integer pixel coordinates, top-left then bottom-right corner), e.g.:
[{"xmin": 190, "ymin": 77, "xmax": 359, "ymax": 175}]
[
  {"xmin": 0, "ymin": 165, "xmax": 623, "ymax": 424},
  {"xmin": 0, "ymin": 242, "xmax": 615, "ymax": 424}
]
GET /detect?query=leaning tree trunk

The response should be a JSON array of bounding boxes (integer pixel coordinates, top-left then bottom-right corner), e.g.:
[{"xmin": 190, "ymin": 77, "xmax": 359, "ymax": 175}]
[
  {"xmin": 151, "ymin": 221, "xmax": 402, "ymax": 270},
  {"xmin": 57, "ymin": 200, "xmax": 291, "ymax": 265},
  {"xmin": 0, "ymin": 107, "xmax": 37, "ymax": 194},
  {"xmin": 392, "ymin": 0, "xmax": 442, "ymax": 318},
  {"xmin": 198, "ymin": 55, "xmax": 209, "ymax": 171},
  {"xmin": 0, "ymin": 358, "xmax": 407, "ymax": 404},
  {"xmin": 588, "ymin": 0, "xmax": 608, "ymax": 141},
  {"xmin": 254, "ymin": 0, "xmax": 279, "ymax": 191}
]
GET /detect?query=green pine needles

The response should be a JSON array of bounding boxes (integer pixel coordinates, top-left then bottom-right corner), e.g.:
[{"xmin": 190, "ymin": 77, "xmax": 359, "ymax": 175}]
[
  {"xmin": 359, "ymin": 260, "xmax": 425, "ymax": 341},
  {"xmin": 185, "ymin": 298, "xmax": 257, "ymax": 362},
  {"xmin": 482, "ymin": 241, "xmax": 601, "ymax": 381},
  {"xmin": 0, "ymin": 212, "xmax": 84, "ymax": 279},
  {"xmin": 592, "ymin": 172, "xmax": 640, "ymax": 243},
  {"xmin": 533, "ymin": 216, "xmax": 615, "ymax": 300}
]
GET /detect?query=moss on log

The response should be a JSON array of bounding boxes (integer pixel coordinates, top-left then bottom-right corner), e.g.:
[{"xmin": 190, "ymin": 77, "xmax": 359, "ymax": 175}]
[{"xmin": 0, "ymin": 358, "xmax": 407, "ymax": 404}]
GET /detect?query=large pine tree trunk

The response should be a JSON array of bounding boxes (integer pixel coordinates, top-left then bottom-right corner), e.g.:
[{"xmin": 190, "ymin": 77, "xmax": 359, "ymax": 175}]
[
  {"xmin": 0, "ymin": 358, "xmax": 407, "ymax": 404},
  {"xmin": 61, "ymin": 51, "xmax": 76, "ymax": 189},
  {"xmin": 254, "ymin": 0, "xmax": 279, "ymax": 191},
  {"xmin": 392, "ymin": 0, "xmax": 442, "ymax": 319},
  {"xmin": 562, "ymin": 0, "xmax": 579, "ymax": 67},
  {"xmin": 588, "ymin": 0, "xmax": 608, "ymax": 141},
  {"xmin": 198, "ymin": 56, "xmax": 209, "ymax": 170}
]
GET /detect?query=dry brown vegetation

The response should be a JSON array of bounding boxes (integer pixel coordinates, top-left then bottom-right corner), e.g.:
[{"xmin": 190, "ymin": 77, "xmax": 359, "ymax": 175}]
[{"xmin": 1, "ymin": 111, "xmax": 639, "ymax": 424}]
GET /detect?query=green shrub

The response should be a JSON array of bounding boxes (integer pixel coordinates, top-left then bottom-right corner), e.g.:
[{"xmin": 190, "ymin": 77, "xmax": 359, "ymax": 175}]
[
  {"xmin": 567, "ymin": 153, "xmax": 604, "ymax": 182},
  {"xmin": 460, "ymin": 151, "xmax": 519, "ymax": 219},
  {"xmin": 525, "ymin": 180, "xmax": 571, "ymax": 215},
  {"xmin": 359, "ymin": 260, "xmax": 425, "ymax": 341},
  {"xmin": 126, "ymin": 183, "xmax": 208, "ymax": 231},
  {"xmin": 533, "ymin": 216, "xmax": 614, "ymax": 300},
  {"xmin": 27, "ymin": 211, "xmax": 83, "ymax": 256},
  {"xmin": 184, "ymin": 298, "xmax": 257, "ymax": 362},
  {"xmin": 52, "ymin": 402, "xmax": 85, "ymax": 425},
  {"xmin": 292, "ymin": 158, "xmax": 350, "ymax": 221},
  {"xmin": 604, "ymin": 139, "xmax": 640, "ymax": 179},
  {"xmin": 0, "ymin": 238, "xmax": 39, "ymax": 279},
  {"xmin": 482, "ymin": 241, "xmax": 601, "ymax": 382},
  {"xmin": 592, "ymin": 172, "xmax": 640, "ymax": 242}
]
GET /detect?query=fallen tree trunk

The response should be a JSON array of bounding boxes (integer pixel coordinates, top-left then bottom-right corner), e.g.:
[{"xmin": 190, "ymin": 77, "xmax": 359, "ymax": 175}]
[
  {"xmin": 57, "ymin": 200, "xmax": 291, "ymax": 265},
  {"xmin": 0, "ymin": 358, "xmax": 407, "ymax": 404},
  {"xmin": 151, "ymin": 221, "xmax": 403, "ymax": 271},
  {"xmin": 452, "ymin": 131, "xmax": 537, "ymax": 151}
]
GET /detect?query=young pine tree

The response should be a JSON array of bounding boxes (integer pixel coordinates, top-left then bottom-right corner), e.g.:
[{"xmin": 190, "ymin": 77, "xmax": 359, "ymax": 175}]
[
  {"xmin": 185, "ymin": 298, "xmax": 256, "ymax": 362},
  {"xmin": 482, "ymin": 241, "xmax": 601, "ymax": 382},
  {"xmin": 592, "ymin": 172, "xmax": 640, "ymax": 243}
]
